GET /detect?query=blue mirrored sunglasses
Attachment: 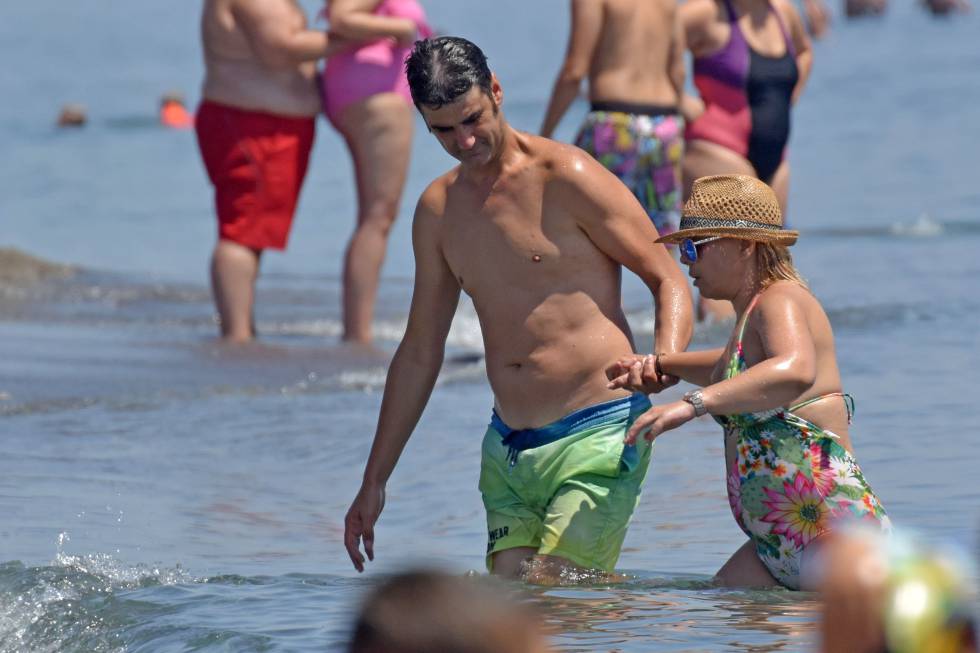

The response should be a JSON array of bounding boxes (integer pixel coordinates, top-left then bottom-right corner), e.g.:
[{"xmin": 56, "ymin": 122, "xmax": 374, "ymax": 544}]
[{"xmin": 680, "ymin": 236, "xmax": 723, "ymax": 262}]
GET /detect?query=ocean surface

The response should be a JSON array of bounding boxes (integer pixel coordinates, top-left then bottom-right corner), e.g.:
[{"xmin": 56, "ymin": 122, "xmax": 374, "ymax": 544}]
[{"xmin": 2, "ymin": 1, "xmax": 979, "ymax": 651}]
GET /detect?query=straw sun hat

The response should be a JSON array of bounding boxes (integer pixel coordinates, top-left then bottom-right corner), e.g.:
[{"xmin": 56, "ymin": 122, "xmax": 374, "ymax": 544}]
[{"xmin": 656, "ymin": 174, "xmax": 799, "ymax": 246}]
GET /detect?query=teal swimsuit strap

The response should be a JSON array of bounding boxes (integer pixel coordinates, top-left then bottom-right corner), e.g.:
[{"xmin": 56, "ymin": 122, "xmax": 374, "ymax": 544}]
[{"xmin": 788, "ymin": 392, "xmax": 856, "ymax": 424}]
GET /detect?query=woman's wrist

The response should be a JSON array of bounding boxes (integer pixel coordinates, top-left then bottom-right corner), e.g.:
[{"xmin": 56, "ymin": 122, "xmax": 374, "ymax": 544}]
[{"xmin": 682, "ymin": 389, "xmax": 707, "ymax": 416}]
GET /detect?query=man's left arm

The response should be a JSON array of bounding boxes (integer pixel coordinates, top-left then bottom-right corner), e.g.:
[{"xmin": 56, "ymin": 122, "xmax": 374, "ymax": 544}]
[{"xmin": 564, "ymin": 152, "xmax": 694, "ymax": 355}]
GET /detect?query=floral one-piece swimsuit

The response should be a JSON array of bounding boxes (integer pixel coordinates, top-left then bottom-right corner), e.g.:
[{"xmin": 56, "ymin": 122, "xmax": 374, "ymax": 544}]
[{"xmin": 716, "ymin": 293, "xmax": 891, "ymax": 589}]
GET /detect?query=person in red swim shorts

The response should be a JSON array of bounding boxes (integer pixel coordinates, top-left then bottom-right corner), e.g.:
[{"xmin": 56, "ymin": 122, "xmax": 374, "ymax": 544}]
[{"xmin": 197, "ymin": 0, "xmax": 348, "ymax": 341}]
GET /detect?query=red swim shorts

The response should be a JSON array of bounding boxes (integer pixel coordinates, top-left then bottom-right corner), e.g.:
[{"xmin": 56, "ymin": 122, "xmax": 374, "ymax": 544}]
[{"xmin": 195, "ymin": 100, "xmax": 315, "ymax": 250}]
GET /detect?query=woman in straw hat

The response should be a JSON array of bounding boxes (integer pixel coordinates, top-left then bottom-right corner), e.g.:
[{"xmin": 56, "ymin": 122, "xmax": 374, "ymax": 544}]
[{"xmin": 607, "ymin": 175, "xmax": 890, "ymax": 590}]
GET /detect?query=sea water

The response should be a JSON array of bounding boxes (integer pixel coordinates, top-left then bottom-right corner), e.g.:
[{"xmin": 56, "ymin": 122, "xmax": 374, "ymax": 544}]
[{"xmin": 1, "ymin": 1, "xmax": 978, "ymax": 651}]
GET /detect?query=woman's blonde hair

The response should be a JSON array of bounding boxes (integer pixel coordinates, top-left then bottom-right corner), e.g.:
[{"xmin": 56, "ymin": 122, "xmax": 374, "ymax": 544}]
[{"xmin": 755, "ymin": 243, "xmax": 808, "ymax": 288}]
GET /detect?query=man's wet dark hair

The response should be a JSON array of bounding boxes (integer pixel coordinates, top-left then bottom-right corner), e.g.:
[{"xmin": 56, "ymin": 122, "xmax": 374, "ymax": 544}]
[{"xmin": 405, "ymin": 37, "xmax": 493, "ymax": 111}]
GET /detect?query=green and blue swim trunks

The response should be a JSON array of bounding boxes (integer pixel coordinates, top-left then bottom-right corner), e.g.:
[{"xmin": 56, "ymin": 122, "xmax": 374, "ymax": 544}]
[{"xmin": 479, "ymin": 393, "xmax": 653, "ymax": 572}]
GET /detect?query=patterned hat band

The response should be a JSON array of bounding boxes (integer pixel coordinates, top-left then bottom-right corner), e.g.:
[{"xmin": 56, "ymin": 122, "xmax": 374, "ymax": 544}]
[{"xmin": 678, "ymin": 216, "xmax": 784, "ymax": 232}]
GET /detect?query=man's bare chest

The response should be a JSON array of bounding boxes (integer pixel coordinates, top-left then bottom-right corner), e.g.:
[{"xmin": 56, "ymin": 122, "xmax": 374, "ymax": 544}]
[{"xmin": 439, "ymin": 193, "xmax": 566, "ymax": 290}]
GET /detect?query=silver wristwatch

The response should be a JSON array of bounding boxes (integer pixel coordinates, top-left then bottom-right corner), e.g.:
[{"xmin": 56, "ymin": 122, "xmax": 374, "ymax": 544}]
[{"xmin": 683, "ymin": 390, "xmax": 707, "ymax": 417}]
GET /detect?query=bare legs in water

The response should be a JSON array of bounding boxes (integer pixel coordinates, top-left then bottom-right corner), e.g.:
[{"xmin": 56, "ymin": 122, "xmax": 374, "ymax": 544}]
[
  {"xmin": 335, "ymin": 93, "xmax": 414, "ymax": 344},
  {"xmin": 210, "ymin": 240, "xmax": 261, "ymax": 342}
]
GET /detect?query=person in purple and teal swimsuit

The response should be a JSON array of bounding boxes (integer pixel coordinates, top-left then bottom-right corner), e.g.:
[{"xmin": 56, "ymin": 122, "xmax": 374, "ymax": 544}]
[
  {"xmin": 541, "ymin": 0, "xmax": 687, "ymax": 239},
  {"xmin": 607, "ymin": 175, "xmax": 890, "ymax": 590},
  {"xmin": 680, "ymin": 0, "xmax": 811, "ymax": 321}
]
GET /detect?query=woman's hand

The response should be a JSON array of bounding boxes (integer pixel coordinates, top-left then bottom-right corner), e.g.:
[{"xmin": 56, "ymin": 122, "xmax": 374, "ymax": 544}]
[
  {"xmin": 393, "ymin": 21, "xmax": 417, "ymax": 47},
  {"xmin": 325, "ymin": 33, "xmax": 359, "ymax": 56},
  {"xmin": 679, "ymin": 93, "xmax": 705, "ymax": 124},
  {"xmin": 606, "ymin": 354, "xmax": 679, "ymax": 394},
  {"xmin": 625, "ymin": 400, "xmax": 696, "ymax": 444}
]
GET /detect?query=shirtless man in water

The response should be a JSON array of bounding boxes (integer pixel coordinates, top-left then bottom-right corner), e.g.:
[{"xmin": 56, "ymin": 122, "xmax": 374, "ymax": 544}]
[
  {"xmin": 198, "ymin": 0, "xmax": 346, "ymax": 341},
  {"xmin": 344, "ymin": 37, "xmax": 693, "ymax": 582},
  {"xmin": 541, "ymin": 0, "xmax": 687, "ymax": 239}
]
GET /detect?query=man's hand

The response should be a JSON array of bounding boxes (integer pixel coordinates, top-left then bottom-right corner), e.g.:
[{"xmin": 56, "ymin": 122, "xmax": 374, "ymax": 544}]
[
  {"xmin": 625, "ymin": 400, "xmax": 696, "ymax": 444},
  {"xmin": 606, "ymin": 354, "xmax": 678, "ymax": 394},
  {"xmin": 344, "ymin": 483, "xmax": 386, "ymax": 572}
]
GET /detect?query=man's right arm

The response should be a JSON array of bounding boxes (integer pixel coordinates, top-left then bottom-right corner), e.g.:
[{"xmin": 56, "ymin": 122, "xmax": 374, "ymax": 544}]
[
  {"xmin": 232, "ymin": 0, "xmax": 343, "ymax": 68},
  {"xmin": 344, "ymin": 183, "xmax": 461, "ymax": 572}
]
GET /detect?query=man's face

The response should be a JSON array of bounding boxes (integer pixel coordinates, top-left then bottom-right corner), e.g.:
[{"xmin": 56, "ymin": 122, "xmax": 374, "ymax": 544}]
[{"xmin": 420, "ymin": 78, "xmax": 504, "ymax": 166}]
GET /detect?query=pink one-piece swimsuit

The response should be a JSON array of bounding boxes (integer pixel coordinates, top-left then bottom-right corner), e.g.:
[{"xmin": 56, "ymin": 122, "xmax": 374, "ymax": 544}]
[{"xmin": 321, "ymin": 0, "xmax": 433, "ymax": 126}]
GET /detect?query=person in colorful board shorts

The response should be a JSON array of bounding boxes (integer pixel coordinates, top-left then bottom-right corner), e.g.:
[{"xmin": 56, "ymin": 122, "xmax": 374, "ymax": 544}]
[
  {"xmin": 541, "ymin": 0, "xmax": 687, "ymax": 240},
  {"xmin": 607, "ymin": 175, "xmax": 890, "ymax": 590},
  {"xmin": 344, "ymin": 36, "xmax": 693, "ymax": 583},
  {"xmin": 197, "ymin": 0, "xmax": 349, "ymax": 341}
]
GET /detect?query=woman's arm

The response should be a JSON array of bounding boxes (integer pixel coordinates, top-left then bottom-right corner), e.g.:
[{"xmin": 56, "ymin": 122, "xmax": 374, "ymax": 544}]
[
  {"xmin": 677, "ymin": 0, "xmax": 711, "ymax": 122},
  {"xmin": 778, "ymin": 0, "xmax": 813, "ymax": 104},
  {"xmin": 697, "ymin": 292, "xmax": 816, "ymax": 414},
  {"xmin": 233, "ymin": 0, "xmax": 338, "ymax": 67},
  {"xmin": 328, "ymin": 0, "xmax": 416, "ymax": 44},
  {"xmin": 625, "ymin": 292, "xmax": 818, "ymax": 443},
  {"xmin": 606, "ymin": 348, "xmax": 724, "ymax": 392},
  {"xmin": 540, "ymin": 0, "xmax": 603, "ymax": 138},
  {"xmin": 659, "ymin": 348, "xmax": 724, "ymax": 387}
]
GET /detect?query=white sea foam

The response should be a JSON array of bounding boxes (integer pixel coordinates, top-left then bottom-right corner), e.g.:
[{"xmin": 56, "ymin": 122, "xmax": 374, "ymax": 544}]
[{"xmin": 889, "ymin": 213, "xmax": 945, "ymax": 237}]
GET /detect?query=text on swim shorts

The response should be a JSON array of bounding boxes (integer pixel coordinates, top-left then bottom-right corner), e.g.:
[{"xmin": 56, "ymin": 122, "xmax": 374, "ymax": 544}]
[{"xmin": 487, "ymin": 526, "xmax": 510, "ymax": 553}]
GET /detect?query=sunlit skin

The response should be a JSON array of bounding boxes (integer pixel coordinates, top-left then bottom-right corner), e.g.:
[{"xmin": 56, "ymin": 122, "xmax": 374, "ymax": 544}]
[
  {"xmin": 679, "ymin": 0, "xmax": 812, "ymax": 211},
  {"xmin": 539, "ymin": 0, "xmax": 686, "ymax": 138},
  {"xmin": 344, "ymin": 73, "xmax": 693, "ymax": 583},
  {"xmin": 200, "ymin": 0, "xmax": 351, "ymax": 341},
  {"xmin": 607, "ymin": 237, "xmax": 855, "ymax": 587},
  {"xmin": 422, "ymin": 81, "xmax": 507, "ymax": 170},
  {"xmin": 325, "ymin": 0, "xmax": 423, "ymax": 343}
]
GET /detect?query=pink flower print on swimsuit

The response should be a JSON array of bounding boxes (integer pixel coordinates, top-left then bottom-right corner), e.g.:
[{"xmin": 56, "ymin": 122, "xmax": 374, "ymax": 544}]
[
  {"xmin": 574, "ymin": 110, "xmax": 684, "ymax": 236},
  {"xmin": 717, "ymin": 292, "xmax": 891, "ymax": 589}
]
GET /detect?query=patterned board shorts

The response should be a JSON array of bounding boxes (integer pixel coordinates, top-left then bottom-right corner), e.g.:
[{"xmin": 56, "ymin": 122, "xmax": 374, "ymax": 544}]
[{"xmin": 574, "ymin": 110, "xmax": 685, "ymax": 237}]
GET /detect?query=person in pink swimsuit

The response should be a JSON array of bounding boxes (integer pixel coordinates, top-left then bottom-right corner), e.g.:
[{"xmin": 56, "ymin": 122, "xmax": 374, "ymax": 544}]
[{"xmin": 321, "ymin": 0, "xmax": 433, "ymax": 343}]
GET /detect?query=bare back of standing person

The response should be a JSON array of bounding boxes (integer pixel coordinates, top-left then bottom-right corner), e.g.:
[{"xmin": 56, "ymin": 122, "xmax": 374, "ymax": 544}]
[
  {"xmin": 588, "ymin": 0, "xmax": 682, "ymax": 106},
  {"xmin": 543, "ymin": 0, "xmax": 688, "ymax": 240}
]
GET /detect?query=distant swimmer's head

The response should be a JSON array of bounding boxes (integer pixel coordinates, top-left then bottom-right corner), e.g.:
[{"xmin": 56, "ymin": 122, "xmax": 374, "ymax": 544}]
[
  {"xmin": 407, "ymin": 37, "xmax": 505, "ymax": 165},
  {"xmin": 57, "ymin": 103, "xmax": 87, "ymax": 128},
  {"xmin": 658, "ymin": 175, "xmax": 805, "ymax": 297},
  {"xmin": 159, "ymin": 90, "xmax": 194, "ymax": 129},
  {"xmin": 160, "ymin": 90, "xmax": 186, "ymax": 108},
  {"xmin": 923, "ymin": 0, "xmax": 970, "ymax": 14},
  {"xmin": 844, "ymin": 0, "xmax": 888, "ymax": 17},
  {"xmin": 347, "ymin": 568, "xmax": 553, "ymax": 653}
]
